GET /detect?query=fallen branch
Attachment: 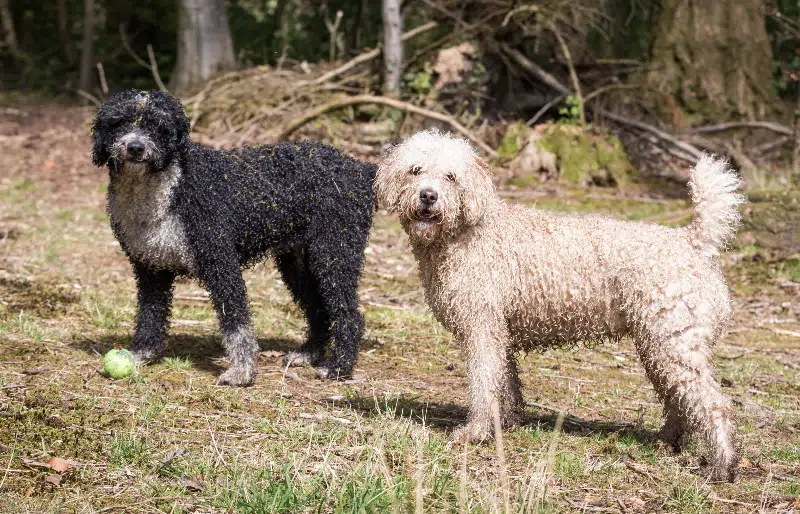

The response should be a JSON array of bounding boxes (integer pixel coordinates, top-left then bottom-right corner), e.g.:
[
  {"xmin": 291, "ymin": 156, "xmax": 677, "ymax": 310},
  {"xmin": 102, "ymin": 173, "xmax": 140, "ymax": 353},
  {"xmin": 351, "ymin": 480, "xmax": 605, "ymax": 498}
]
[
  {"xmin": 605, "ymin": 111, "xmax": 703, "ymax": 161},
  {"xmin": 75, "ymin": 89, "xmax": 101, "ymax": 107},
  {"xmin": 305, "ymin": 21, "xmax": 437, "ymax": 87},
  {"xmin": 146, "ymin": 44, "xmax": 169, "ymax": 92},
  {"xmin": 275, "ymin": 94, "xmax": 499, "ymax": 158},
  {"xmin": 687, "ymin": 121, "xmax": 792, "ymax": 136},
  {"xmin": 501, "ymin": 44, "xmax": 571, "ymax": 96},
  {"xmin": 752, "ymin": 135, "xmax": 791, "ymax": 156}
]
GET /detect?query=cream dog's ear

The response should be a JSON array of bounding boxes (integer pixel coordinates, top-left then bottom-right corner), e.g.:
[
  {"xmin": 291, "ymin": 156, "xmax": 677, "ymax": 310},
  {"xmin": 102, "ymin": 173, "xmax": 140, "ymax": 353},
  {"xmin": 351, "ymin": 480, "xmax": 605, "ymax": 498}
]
[
  {"xmin": 459, "ymin": 157, "xmax": 495, "ymax": 226},
  {"xmin": 374, "ymin": 145, "xmax": 405, "ymax": 212}
]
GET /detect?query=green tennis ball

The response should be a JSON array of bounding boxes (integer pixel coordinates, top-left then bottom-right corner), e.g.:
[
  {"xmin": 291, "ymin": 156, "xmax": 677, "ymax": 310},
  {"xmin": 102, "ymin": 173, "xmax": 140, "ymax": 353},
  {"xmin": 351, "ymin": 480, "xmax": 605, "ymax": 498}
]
[{"xmin": 103, "ymin": 349, "xmax": 136, "ymax": 379}]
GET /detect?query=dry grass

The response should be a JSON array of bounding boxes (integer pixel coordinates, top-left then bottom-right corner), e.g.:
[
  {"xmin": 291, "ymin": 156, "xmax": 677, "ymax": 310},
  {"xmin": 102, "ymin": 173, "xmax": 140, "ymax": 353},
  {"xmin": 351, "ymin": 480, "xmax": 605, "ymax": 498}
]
[{"xmin": 0, "ymin": 106, "xmax": 798, "ymax": 513}]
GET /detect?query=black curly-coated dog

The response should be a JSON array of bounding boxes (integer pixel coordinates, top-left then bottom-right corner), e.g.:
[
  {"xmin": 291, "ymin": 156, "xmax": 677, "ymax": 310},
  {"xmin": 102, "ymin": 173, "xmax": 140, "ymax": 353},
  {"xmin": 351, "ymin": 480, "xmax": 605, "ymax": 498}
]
[{"xmin": 91, "ymin": 89, "xmax": 376, "ymax": 385}]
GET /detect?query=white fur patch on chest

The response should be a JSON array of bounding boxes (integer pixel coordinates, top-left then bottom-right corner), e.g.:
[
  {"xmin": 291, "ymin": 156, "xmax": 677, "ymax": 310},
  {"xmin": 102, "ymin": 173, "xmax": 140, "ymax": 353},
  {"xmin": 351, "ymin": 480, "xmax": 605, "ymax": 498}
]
[{"xmin": 109, "ymin": 161, "xmax": 194, "ymax": 272}]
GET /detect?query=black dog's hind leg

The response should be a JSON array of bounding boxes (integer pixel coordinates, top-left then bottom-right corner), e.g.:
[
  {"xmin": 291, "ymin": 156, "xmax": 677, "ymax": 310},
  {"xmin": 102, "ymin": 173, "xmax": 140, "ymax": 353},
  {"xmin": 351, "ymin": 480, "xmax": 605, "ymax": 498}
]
[
  {"xmin": 275, "ymin": 249, "xmax": 329, "ymax": 367},
  {"xmin": 129, "ymin": 262, "xmax": 175, "ymax": 363},
  {"xmin": 192, "ymin": 245, "xmax": 259, "ymax": 387},
  {"xmin": 306, "ymin": 242, "xmax": 365, "ymax": 380}
]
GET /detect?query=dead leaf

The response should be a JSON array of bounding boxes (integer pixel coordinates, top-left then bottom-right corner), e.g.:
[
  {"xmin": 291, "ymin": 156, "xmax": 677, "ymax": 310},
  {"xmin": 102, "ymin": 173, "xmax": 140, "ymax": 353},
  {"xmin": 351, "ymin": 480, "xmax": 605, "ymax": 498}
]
[
  {"xmin": 738, "ymin": 456, "xmax": 752, "ymax": 468},
  {"xmin": 44, "ymin": 474, "xmax": 61, "ymax": 486},
  {"xmin": 21, "ymin": 458, "xmax": 51, "ymax": 470},
  {"xmin": 260, "ymin": 350, "xmax": 284, "ymax": 359},
  {"xmin": 22, "ymin": 367, "xmax": 48, "ymax": 375},
  {"xmin": 45, "ymin": 415, "xmax": 66, "ymax": 429},
  {"xmin": 48, "ymin": 457, "xmax": 72, "ymax": 473},
  {"xmin": 162, "ymin": 447, "xmax": 189, "ymax": 466},
  {"xmin": 181, "ymin": 476, "xmax": 205, "ymax": 491},
  {"xmin": 582, "ymin": 494, "xmax": 602, "ymax": 504}
]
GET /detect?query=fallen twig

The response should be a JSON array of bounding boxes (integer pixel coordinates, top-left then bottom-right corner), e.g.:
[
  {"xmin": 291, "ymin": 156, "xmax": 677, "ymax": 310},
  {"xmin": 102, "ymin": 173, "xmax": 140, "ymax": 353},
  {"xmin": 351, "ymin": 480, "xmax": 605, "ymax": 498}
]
[
  {"xmin": 76, "ymin": 89, "xmax": 101, "ymax": 107},
  {"xmin": 275, "ymin": 94, "xmax": 499, "ymax": 158},
  {"xmin": 501, "ymin": 44, "xmax": 571, "ymax": 96},
  {"xmin": 624, "ymin": 460, "xmax": 662, "ymax": 482},
  {"xmin": 146, "ymin": 44, "xmax": 168, "ymax": 92},
  {"xmin": 687, "ymin": 121, "xmax": 792, "ymax": 137},
  {"xmin": 751, "ymin": 136, "xmax": 790, "ymax": 156},
  {"xmin": 602, "ymin": 111, "xmax": 703, "ymax": 161}
]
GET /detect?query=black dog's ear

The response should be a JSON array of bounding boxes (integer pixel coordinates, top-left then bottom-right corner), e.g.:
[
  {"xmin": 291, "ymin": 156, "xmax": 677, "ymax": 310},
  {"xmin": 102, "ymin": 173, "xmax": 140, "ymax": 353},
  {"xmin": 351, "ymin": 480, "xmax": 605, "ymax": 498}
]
[
  {"xmin": 91, "ymin": 120, "xmax": 110, "ymax": 167},
  {"xmin": 176, "ymin": 112, "xmax": 191, "ymax": 154}
]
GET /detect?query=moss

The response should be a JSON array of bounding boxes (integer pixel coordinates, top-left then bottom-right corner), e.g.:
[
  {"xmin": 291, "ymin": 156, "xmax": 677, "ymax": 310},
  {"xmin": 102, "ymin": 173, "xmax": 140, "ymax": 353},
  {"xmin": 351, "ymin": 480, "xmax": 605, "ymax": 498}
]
[
  {"xmin": 496, "ymin": 122, "xmax": 525, "ymax": 159},
  {"xmin": 536, "ymin": 125, "xmax": 634, "ymax": 187},
  {"xmin": 738, "ymin": 189, "xmax": 800, "ymax": 256}
]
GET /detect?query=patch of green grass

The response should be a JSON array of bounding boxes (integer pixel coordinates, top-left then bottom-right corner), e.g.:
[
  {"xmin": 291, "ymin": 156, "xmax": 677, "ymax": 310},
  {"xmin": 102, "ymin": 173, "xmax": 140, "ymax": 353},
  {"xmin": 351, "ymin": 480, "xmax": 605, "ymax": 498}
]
[
  {"xmin": 666, "ymin": 481, "xmax": 710, "ymax": 513},
  {"xmin": 162, "ymin": 356, "xmax": 194, "ymax": 372},
  {"xmin": 10, "ymin": 178, "xmax": 35, "ymax": 192},
  {"xmin": 529, "ymin": 193, "xmax": 687, "ymax": 223},
  {"xmin": 55, "ymin": 209, "xmax": 74, "ymax": 221},
  {"xmin": 0, "ymin": 311, "xmax": 52, "ymax": 343},
  {"xmin": 766, "ymin": 446, "xmax": 800, "ymax": 462},
  {"xmin": 554, "ymin": 452, "xmax": 583, "ymax": 481},
  {"xmin": 224, "ymin": 469, "xmax": 312, "ymax": 513},
  {"xmin": 110, "ymin": 433, "xmax": 149, "ymax": 468},
  {"xmin": 139, "ymin": 394, "xmax": 167, "ymax": 422},
  {"xmin": 783, "ymin": 482, "xmax": 800, "ymax": 495},
  {"xmin": 83, "ymin": 296, "xmax": 131, "ymax": 331}
]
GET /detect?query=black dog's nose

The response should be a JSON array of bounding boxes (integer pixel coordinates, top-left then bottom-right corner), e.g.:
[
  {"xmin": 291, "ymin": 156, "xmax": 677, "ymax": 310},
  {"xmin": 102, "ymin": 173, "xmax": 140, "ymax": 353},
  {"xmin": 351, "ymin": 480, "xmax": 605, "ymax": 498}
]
[
  {"xmin": 420, "ymin": 188, "xmax": 438, "ymax": 206},
  {"xmin": 127, "ymin": 140, "xmax": 145, "ymax": 158}
]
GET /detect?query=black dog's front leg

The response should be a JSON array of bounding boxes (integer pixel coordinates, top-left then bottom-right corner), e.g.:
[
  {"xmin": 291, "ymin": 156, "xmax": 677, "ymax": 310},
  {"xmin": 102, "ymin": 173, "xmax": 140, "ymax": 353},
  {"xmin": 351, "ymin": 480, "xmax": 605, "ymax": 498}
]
[
  {"xmin": 129, "ymin": 262, "xmax": 175, "ymax": 363},
  {"xmin": 192, "ymin": 247, "xmax": 259, "ymax": 387}
]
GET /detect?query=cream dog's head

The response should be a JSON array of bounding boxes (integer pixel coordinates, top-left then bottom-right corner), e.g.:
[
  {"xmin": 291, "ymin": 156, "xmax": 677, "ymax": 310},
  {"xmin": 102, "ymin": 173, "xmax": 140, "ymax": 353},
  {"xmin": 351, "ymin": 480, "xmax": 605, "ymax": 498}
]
[{"xmin": 375, "ymin": 130, "xmax": 495, "ymax": 244}]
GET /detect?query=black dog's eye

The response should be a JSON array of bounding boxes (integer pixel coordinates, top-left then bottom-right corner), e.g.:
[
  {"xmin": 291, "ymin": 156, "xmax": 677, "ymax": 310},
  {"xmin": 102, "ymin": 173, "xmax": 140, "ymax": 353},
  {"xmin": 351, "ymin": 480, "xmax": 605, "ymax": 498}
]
[
  {"xmin": 445, "ymin": 173, "xmax": 456, "ymax": 182},
  {"xmin": 409, "ymin": 166, "xmax": 422, "ymax": 175}
]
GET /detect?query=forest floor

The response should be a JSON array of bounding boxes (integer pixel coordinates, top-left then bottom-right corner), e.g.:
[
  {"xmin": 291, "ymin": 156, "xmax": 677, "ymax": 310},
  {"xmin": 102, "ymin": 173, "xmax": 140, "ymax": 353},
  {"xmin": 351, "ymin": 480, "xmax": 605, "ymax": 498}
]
[{"xmin": 0, "ymin": 105, "xmax": 798, "ymax": 513}]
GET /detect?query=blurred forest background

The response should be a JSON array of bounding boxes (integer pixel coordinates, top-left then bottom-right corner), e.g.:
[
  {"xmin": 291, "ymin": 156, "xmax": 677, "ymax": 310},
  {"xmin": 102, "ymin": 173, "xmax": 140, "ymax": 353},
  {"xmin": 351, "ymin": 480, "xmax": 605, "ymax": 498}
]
[{"xmin": 1, "ymin": 0, "xmax": 799, "ymax": 183}]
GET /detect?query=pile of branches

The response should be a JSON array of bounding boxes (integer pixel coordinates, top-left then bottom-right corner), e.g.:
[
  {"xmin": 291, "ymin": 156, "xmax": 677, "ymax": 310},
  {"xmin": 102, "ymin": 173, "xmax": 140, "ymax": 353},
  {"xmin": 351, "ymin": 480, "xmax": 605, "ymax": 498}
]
[{"xmin": 181, "ymin": 22, "xmax": 499, "ymax": 156}]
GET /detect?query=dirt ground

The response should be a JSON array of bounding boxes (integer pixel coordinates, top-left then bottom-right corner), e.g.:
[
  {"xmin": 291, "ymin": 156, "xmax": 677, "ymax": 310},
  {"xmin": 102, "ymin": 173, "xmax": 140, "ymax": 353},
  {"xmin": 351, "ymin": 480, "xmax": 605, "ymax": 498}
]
[{"xmin": 0, "ymin": 105, "xmax": 798, "ymax": 513}]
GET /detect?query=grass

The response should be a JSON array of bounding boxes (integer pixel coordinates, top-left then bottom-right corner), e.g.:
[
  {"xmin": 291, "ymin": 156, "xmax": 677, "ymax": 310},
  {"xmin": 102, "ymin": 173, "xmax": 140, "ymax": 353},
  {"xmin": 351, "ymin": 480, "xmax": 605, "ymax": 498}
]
[{"xmin": 1, "ymin": 118, "xmax": 799, "ymax": 512}]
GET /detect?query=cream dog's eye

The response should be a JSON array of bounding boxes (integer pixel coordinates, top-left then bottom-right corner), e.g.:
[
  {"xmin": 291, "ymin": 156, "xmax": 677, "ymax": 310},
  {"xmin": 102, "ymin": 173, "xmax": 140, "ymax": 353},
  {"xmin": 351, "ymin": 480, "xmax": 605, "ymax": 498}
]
[
  {"xmin": 446, "ymin": 173, "xmax": 456, "ymax": 182},
  {"xmin": 409, "ymin": 166, "xmax": 422, "ymax": 175}
]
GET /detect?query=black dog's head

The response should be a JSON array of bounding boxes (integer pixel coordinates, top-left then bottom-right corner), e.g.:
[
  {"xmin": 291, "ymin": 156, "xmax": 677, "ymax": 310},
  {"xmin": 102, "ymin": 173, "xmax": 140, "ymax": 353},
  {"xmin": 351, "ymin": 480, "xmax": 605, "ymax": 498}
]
[{"xmin": 91, "ymin": 89, "xmax": 190, "ymax": 173}]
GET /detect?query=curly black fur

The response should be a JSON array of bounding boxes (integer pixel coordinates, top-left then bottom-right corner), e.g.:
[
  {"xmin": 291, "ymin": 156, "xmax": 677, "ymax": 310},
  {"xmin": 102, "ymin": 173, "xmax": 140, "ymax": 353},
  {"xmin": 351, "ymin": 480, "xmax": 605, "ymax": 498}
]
[{"xmin": 92, "ymin": 89, "xmax": 376, "ymax": 385}]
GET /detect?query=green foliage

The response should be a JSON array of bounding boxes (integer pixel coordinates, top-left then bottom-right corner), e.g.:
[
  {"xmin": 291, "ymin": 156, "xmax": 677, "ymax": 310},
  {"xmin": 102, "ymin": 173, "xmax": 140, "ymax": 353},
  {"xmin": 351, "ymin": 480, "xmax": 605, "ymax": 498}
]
[
  {"xmin": 2, "ymin": 0, "xmax": 178, "ymax": 93},
  {"xmin": 768, "ymin": 0, "xmax": 800, "ymax": 99},
  {"xmin": 557, "ymin": 96, "xmax": 584, "ymax": 125},
  {"xmin": 403, "ymin": 63, "xmax": 434, "ymax": 102}
]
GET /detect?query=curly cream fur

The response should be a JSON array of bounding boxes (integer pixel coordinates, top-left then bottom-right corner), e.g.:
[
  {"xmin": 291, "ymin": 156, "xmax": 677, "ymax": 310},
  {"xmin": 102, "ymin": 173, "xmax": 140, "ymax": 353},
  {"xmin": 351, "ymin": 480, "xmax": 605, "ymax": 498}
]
[{"xmin": 376, "ymin": 130, "xmax": 744, "ymax": 482}]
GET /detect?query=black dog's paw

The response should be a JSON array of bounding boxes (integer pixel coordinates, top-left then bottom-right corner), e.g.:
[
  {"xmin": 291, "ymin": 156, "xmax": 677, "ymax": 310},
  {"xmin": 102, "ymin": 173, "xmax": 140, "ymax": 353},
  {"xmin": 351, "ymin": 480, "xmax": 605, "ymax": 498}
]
[
  {"xmin": 315, "ymin": 362, "xmax": 352, "ymax": 381},
  {"xmin": 128, "ymin": 345, "xmax": 164, "ymax": 365},
  {"xmin": 282, "ymin": 350, "xmax": 323, "ymax": 368},
  {"xmin": 217, "ymin": 366, "xmax": 254, "ymax": 387}
]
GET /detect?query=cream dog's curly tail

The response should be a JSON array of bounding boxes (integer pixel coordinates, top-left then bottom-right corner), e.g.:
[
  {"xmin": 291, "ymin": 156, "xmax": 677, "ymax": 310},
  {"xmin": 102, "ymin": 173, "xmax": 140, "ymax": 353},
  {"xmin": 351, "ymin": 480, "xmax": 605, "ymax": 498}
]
[{"xmin": 687, "ymin": 154, "xmax": 746, "ymax": 257}]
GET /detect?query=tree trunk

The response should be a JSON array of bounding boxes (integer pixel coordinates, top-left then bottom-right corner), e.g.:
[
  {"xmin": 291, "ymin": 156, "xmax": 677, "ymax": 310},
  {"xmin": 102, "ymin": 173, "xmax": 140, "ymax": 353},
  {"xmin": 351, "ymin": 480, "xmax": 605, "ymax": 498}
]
[
  {"xmin": 648, "ymin": 0, "xmax": 775, "ymax": 122},
  {"xmin": 0, "ymin": 0, "xmax": 17, "ymax": 54},
  {"xmin": 170, "ymin": 0, "xmax": 236, "ymax": 93},
  {"xmin": 381, "ymin": 0, "xmax": 403, "ymax": 95},
  {"xmin": 78, "ymin": 0, "xmax": 94, "ymax": 93},
  {"xmin": 57, "ymin": 0, "xmax": 73, "ymax": 63}
]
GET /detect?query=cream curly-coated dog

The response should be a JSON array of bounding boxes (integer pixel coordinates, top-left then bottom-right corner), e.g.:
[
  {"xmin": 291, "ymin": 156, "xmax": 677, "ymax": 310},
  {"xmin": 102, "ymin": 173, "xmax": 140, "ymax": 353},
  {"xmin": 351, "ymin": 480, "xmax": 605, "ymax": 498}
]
[{"xmin": 375, "ymin": 130, "xmax": 744, "ymax": 481}]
